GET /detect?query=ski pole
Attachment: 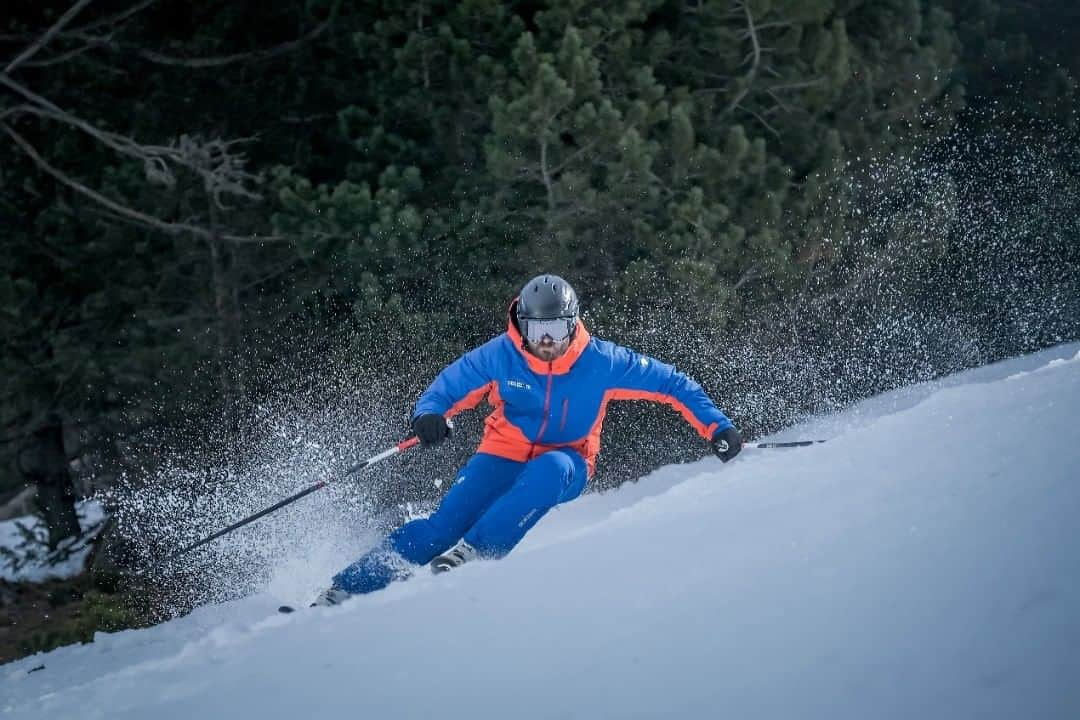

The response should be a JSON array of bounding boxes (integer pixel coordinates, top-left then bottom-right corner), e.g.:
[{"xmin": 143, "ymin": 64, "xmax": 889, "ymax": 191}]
[
  {"xmin": 745, "ymin": 439, "xmax": 826, "ymax": 449},
  {"xmin": 168, "ymin": 436, "xmax": 420, "ymax": 560}
]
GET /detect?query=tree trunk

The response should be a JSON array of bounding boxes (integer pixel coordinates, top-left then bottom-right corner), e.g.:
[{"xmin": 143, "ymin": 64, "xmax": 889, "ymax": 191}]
[{"xmin": 19, "ymin": 416, "xmax": 81, "ymax": 548}]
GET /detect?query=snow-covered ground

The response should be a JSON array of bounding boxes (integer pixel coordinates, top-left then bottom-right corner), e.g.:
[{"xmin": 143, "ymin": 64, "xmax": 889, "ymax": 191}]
[
  {"xmin": 0, "ymin": 501, "xmax": 105, "ymax": 583},
  {"xmin": 3, "ymin": 344, "xmax": 1079, "ymax": 719}
]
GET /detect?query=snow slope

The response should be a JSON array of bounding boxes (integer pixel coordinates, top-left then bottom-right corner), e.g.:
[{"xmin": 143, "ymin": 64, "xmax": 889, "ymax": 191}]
[{"xmin": 3, "ymin": 344, "xmax": 1080, "ymax": 719}]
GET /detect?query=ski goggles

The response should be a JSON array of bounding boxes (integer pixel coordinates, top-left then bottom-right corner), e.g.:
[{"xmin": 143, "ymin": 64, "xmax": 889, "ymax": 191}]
[{"xmin": 520, "ymin": 316, "xmax": 576, "ymax": 344}]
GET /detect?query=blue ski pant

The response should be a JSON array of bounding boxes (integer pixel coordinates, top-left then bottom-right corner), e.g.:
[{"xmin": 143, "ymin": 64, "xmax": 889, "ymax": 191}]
[{"xmin": 332, "ymin": 449, "xmax": 587, "ymax": 595}]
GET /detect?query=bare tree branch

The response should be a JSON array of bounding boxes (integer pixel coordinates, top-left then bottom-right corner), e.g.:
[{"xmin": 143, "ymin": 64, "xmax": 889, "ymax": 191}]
[
  {"xmin": 0, "ymin": 73, "xmax": 158, "ymax": 163},
  {"xmin": 0, "ymin": 103, "xmax": 37, "ymax": 122},
  {"xmin": 4, "ymin": 0, "xmax": 94, "ymax": 75},
  {"xmin": 135, "ymin": 19, "xmax": 329, "ymax": 68},
  {"xmin": 86, "ymin": 205, "xmax": 286, "ymax": 245},
  {"xmin": 2, "ymin": 121, "xmax": 214, "ymax": 238},
  {"xmin": 2, "ymin": 73, "xmax": 264, "ymax": 208},
  {"xmin": 548, "ymin": 139, "xmax": 598, "ymax": 177},
  {"xmin": 12, "ymin": 0, "xmax": 155, "ymax": 69},
  {"xmin": 539, "ymin": 134, "xmax": 555, "ymax": 212},
  {"xmin": 749, "ymin": 21, "xmax": 793, "ymax": 32},
  {"xmin": 722, "ymin": 1, "xmax": 762, "ymax": 118},
  {"xmin": 172, "ymin": 134, "xmax": 263, "ymax": 206},
  {"xmin": 768, "ymin": 77, "xmax": 827, "ymax": 93},
  {"xmin": 278, "ymin": 112, "xmax": 335, "ymax": 125},
  {"xmin": 742, "ymin": 105, "xmax": 780, "ymax": 138},
  {"xmin": 22, "ymin": 42, "xmax": 101, "ymax": 69},
  {"xmin": 765, "ymin": 88, "xmax": 794, "ymax": 114},
  {"xmin": 417, "ymin": 1, "xmax": 430, "ymax": 90},
  {"xmin": 221, "ymin": 233, "xmax": 288, "ymax": 244},
  {"xmin": 731, "ymin": 263, "xmax": 760, "ymax": 293},
  {"xmin": 5, "ymin": 1, "xmax": 324, "ymax": 74},
  {"xmin": 72, "ymin": 0, "xmax": 158, "ymax": 34}
]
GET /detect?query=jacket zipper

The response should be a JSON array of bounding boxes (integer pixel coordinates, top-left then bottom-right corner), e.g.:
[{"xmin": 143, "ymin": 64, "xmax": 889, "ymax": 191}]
[
  {"xmin": 529, "ymin": 362, "xmax": 555, "ymax": 460},
  {"xmin": 559, "ymin": 397, "xmax": 569, "ymax": 433}
]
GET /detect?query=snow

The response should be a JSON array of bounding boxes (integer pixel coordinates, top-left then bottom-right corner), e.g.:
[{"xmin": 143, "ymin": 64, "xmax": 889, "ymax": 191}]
[
  {"xmin": 0, "ymin": 501, "xmax": 106, "ymax": 583},
  {"xmin": 3, "ymin": 344, "xmax": 1080, "ymax": 719}
]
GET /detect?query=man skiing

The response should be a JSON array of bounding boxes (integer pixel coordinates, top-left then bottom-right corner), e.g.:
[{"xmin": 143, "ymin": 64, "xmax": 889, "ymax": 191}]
[{"xmin": 315, "ymin": 274, "xmax": 742, "ymax": 605}]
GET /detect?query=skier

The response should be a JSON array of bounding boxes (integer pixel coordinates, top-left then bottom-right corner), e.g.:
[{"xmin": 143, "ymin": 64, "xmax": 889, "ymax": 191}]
[{"xmin": 314, "ymin": 274, "xmax": 742, "ymax": 605}]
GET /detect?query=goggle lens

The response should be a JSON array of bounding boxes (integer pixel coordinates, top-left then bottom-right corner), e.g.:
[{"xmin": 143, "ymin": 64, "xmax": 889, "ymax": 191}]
[{"xmin": 522, "ymin": 317, "xmax": 574, "ymax": 344}]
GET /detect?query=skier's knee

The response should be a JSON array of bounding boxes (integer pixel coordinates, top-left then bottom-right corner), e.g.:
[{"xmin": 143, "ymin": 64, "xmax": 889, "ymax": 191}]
[
  {"xmin": 531, "ymin": 450, "xmax": 577, "ymax": 480},
  {"xmin": 528, "ymin": 450, "xmax": 586, "ymax": 501}
]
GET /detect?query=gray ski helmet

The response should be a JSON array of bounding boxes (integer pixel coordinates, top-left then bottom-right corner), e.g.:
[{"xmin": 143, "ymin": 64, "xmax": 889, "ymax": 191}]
[
  {"xmin": 516, "ymin": 274, "xmax": 579, "ymax": 343},
  {"xmin": 517, "ymin": 274, "xmax": 579, "ymax": 320}
]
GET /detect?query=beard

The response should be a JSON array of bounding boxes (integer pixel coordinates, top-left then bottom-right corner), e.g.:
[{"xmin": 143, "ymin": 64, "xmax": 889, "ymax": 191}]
[{"xmin": 528, "ymin": 339, "xmax": 569, "ymax": 361}]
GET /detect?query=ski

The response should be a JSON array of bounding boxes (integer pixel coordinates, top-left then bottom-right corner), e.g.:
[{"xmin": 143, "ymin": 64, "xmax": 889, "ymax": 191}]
[{"xmin": 747, "ymin": 440, "xmax": 826, "ymax": 449}]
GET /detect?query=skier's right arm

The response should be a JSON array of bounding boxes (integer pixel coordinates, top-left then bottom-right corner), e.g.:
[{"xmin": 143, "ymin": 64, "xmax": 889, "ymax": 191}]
[{"xmin": 412, "ymin": 338, "xmax": 500, "ymax": 422}]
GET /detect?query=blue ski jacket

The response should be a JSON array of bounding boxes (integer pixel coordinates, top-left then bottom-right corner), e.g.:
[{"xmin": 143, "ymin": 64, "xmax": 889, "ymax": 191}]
[{"xmin": 413, "ymin": 301, "xmax": 734, "ymax": 476}]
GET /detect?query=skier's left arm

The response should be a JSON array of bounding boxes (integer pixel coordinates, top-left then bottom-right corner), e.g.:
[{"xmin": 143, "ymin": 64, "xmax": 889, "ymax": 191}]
[{"xmin": 608, "ymin": 346, "xmax": 742, "ymax": 461}]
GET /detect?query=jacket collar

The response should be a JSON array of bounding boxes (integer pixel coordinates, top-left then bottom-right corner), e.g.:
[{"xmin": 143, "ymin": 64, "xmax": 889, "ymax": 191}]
[{"xmin": 507, "ymin": 299, "xmax": 590, "ymax": 375}]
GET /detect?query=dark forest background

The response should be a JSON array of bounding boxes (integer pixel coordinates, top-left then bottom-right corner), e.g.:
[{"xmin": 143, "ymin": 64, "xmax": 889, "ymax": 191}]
[{"xmin": 1, "ymin": 0, "xmax": 1079, "ymax": 645}]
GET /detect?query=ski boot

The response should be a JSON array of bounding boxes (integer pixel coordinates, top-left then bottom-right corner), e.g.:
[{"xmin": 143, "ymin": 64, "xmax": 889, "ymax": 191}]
[
  {"xmin": 312, "ymin": 586, "xmax": 351, "ymax": 607},
  {"xmin": 430, "ymin": 540, "xmax": 478, "ymax": 574}
]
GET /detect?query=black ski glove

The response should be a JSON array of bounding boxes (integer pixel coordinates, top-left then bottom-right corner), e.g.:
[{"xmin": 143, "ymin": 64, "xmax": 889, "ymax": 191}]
[
  {"xmin": 711, "ymin": 426, "xmax": 743, "ymax": 463},
  {"xmin": 412, "ymin": 413, "xmax": 451, "ymax": 446}
]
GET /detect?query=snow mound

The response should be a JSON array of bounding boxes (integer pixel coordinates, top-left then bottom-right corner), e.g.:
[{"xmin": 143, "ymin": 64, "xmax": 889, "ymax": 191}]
[
  {"xmin": 2, "ymin": 344, "xmax": 1079, "ymax": 719},
  {"xmin": 0, "ymin": 501, "xmax": 106, "ymax": 583}
]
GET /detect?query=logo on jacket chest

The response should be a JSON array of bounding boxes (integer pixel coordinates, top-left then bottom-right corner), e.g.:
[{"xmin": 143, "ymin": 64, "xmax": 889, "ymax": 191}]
[{"xmin": 506, "ymin": 380, "xmax": 532, "ymax": 390}]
